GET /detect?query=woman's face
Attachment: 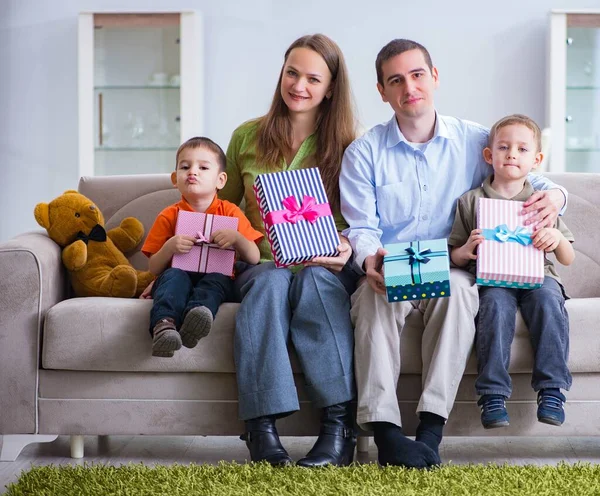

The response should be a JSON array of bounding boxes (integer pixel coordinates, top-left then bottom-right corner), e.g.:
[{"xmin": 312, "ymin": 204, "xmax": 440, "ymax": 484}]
[{"xmin": 280, "ymin": 47, "xmax": 333, "ymax": 118}]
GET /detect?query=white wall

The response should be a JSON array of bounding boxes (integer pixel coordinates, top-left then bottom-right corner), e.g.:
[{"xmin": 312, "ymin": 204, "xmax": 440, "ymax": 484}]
[{"xmin": 1, "ymin": 0, "xmax": 600, "ymax": 242}]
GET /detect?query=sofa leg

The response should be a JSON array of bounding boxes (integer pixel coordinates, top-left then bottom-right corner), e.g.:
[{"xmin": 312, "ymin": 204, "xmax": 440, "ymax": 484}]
[
  {"xmin": 70, "ymin": 435, "xmax": 84, "ymax": 459},
  {"xmin": 357, "ymin": 436, "xmax": 370, "ymax": 453},
  {"xmin": 0, "ymin": 434, "xmax": 58, "ymax": 461}
]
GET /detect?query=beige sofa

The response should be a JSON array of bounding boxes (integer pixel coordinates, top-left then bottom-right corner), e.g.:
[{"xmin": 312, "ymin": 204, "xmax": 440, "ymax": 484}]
[{"xmin": 1, "ymin": 172, "xmax": 600, "ymax": 462}]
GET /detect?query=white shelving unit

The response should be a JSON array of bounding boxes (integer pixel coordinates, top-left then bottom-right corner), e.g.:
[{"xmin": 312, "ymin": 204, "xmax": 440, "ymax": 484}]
[
  {"xmin": 548, "ymin": 9, "xmax": 600, "ymax": 172},
  {"xmin": 78, "ymin": 11, "xmax": 203, "ymax": 176}
]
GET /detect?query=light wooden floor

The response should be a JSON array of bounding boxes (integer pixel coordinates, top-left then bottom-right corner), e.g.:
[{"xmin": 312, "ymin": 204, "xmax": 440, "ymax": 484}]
[{"xmin": 2, "ymin": 435, "xmax": 600, "ymax": 493}]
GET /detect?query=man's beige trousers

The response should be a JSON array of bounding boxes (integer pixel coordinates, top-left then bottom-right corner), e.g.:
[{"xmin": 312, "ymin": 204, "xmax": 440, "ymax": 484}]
[{"xmin": 351, "ymin": 269, "xmax": 478, "ymax": 429}]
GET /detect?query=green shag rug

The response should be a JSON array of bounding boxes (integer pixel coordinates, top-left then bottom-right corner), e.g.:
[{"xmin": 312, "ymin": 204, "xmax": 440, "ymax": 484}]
[{"xmin": 6, "ymin": 462, "xmax": 600, "ymax": 496}]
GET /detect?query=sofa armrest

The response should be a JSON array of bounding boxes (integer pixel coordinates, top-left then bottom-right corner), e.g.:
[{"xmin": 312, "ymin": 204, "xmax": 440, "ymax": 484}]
[{"xmin": 0, "ymin": 232, "xmax": 67, "ymax": 434}]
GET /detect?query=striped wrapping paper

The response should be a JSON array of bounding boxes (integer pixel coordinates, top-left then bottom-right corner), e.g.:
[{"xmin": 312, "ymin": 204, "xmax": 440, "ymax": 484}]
[
  {"xmin": 171, "ymin": 210, "xmax": 238, "ymax": 276},
  {"xmin": 476, "ymin": 197, "xmax": 544, "ymax": 289},
  {"xmin": 253, "ymin": 168, "xmax": 340, "ymax": 267}
]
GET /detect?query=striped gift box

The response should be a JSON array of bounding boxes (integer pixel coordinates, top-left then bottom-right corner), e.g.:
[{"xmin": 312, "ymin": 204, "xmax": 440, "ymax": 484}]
[
  {"xmin": 253, "ymin": 168, "xmax": 340, "ymax": 267},
  {"xmin": 476, "ymin": 197, "xmax": 544, "ymax": 289},
  {"xmin": 171, "ymin": 210, "xmax": 238, "ymax": 276}
]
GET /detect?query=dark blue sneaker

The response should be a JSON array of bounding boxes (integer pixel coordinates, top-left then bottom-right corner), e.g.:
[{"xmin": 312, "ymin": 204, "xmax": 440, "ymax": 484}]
[
  {"xmin": 477, "ymin": 395, "xmax": 509, "ymax": 429},
  {"xmin": 537, "ymin": 389, "xmax": 566, "ymax": 426}
]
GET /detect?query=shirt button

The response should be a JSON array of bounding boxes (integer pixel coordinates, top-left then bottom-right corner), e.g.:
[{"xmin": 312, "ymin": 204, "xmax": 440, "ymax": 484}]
[
  {"xmin": 422, "ymin": 215, "xmax": 428, "ymax": 221},
  {"xmin": 423, "ymin": 184, "xmax": 428, "ymax": 191}
]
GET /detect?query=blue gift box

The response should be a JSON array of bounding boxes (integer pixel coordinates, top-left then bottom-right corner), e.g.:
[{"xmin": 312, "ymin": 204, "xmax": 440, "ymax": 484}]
[
  {"xmin": 383, "ymin": 238, "xmax": 451, "ymax": 302},
  {"xmin": 253, "ymin": 168, "xmax": 340, "ymax": 267}
]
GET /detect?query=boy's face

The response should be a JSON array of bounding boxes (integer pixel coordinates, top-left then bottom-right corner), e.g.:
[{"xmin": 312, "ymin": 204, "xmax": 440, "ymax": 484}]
[
  {"xmin": 484, "ymin": 124, "xmax": 543, "ymax": 181},
  {"xmin": 171, "ymin": 147, "xmax": 226, "ymax": 200},
  {"xmin": 377, "ymin": 49, "xmax": 439, "ymax": 122}
]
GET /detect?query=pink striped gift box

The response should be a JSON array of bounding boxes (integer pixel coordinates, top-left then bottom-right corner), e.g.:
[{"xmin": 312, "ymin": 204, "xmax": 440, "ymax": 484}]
[
  {"xmin": 171, "ymin": 210, "xmax": 238, "ymax": 277},
  {"xmin": 476, "ymin": 198, "xmax": 544, "ymax": 289}
]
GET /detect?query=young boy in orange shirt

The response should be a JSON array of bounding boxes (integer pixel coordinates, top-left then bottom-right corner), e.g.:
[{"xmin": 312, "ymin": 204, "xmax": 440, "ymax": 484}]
[{"xmin": 142, "ymin": 137, "xmax": 263, "ymax": 357}]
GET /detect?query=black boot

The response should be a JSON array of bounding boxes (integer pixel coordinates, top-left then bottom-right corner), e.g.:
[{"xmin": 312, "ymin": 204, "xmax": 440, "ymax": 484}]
[
  {"xmin": 297, "ymin": 402, "xmax": 357, "ymax": 467},
  {"xmin": 240, "ymin": 416, "xmax": 293, "ymax": 466}
]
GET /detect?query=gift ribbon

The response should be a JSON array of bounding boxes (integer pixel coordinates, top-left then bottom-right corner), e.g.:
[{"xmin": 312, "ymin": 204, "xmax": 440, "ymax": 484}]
[
  {"xmin": 384, "ymin": 243, "xmax": 447, "ymax": 284},
  {"xmin": 264, "ymin": 195, "xmax": 332, "ymax": 226},
  {"xmin": 482, "ymin": 224, "xmax": 532, "ymax": 246}
]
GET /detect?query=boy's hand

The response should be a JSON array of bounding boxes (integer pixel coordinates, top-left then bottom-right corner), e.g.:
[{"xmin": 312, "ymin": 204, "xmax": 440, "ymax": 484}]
[
  {"xmin": 531, "ymin": 227, "xmax": 561, "ymax": 252},
  {"xmin": 451, "ymin": 229, "xmax": 483, "ymax": 267},
  {"xmin": 461, "ymin": 229, "xmax": 484, "ymax": 260},
  {"xmin": 165, "ymin": 234, "xmax": 196, "ymax": 254},
  {"xmin": 211, "ymin": 229, "xmax": 240, "ymax": 250}
]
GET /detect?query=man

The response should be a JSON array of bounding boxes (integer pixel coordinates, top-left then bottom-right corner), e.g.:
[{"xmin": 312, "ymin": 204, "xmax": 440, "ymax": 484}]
[{"xmin": 339, "ymin": 39, "xmax": 567, "ymax": 468}]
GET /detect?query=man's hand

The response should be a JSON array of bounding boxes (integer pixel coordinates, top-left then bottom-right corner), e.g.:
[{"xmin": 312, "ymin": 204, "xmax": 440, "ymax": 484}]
[
  {"xmin": 211, "ymin": 229, "xmax": 240, "ymax": 250},
  {"xmin": 450, "ymin": 229, "xmax": 484, "ymax": 267},
  {"xmin": 522, "ymin": 190, "xmax": 565, "ymax": 230},
  {"xmin": 531, "ymin": 227, "xmax": 561, "ymax": 252},
  {"xmin": 364, "ymin": 248, "xmax": 387, "ymax": 295},
  {"xmin": 306, "ymin": 242, "xmax": 352, "ymax": 273},
  {"xmin": 165, "ymin": 234, "xmax": 196, "ymax": 254}
]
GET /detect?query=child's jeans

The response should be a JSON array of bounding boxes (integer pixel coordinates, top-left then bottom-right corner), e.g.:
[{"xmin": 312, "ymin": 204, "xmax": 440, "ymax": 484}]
[
  {"xmin": 149, "ymin": 267, "xmax": 235, "ymax": 336},
  {"xmin": 475, "ymin": 277, "xmax": 572, "ymax": 397}
]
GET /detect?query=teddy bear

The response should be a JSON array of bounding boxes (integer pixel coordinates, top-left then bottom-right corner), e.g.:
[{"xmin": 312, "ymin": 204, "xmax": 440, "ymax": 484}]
[{"xmin": 34, "ymin": 190, "xmax": 155, "ymax": 298}]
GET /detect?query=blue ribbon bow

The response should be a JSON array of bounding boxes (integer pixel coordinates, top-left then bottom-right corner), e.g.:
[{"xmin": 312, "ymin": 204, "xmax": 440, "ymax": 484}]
[
  {"xmin": 405, "ymin": 247, "xmax": 432, "ymax": 265},
  {"xmin": 384, "ymin": 243, "xmax": 447, "ymax": 285},
  {"xmin": 482, "ymin": 224, "xmax": 532, "ymax": 246}
]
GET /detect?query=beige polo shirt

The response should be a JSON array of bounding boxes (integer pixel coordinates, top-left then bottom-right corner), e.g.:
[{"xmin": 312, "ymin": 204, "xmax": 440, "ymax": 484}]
[{"xmin": 448, "ymin": 175, "xmax": 574, "ymax": 286}]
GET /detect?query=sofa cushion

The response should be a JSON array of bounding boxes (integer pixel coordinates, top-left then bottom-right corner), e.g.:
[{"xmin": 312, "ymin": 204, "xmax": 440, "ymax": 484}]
[
  {"xmin": 43, "ymin": 298, "xmax": 240, "ymax": 373},
  {"xmin": 42, "ymin": 296, "xmax": 600, "ymax": 374}
]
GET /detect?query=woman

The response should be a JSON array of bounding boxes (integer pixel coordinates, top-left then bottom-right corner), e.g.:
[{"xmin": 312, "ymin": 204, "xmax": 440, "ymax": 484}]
[{"xmin": 220, "ymin": 34, "xmax": 359, "ymax": 467}]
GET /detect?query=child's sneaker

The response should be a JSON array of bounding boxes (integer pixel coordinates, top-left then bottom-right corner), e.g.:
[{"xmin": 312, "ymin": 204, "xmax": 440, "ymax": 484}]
[
  {"xmin": 477, "ymin": 394, "xmax": 509, "ymax": 428},
  {"xmin": 152, "ymin": 318, "xmax": 182, "ymax": 357},
  {"xmin": 537, "ymin": 389, "xmax": 566, "ymax": 426},
  {"xmin": 180, "ymin": 306, "xmax": 213, "ymax": 348}
]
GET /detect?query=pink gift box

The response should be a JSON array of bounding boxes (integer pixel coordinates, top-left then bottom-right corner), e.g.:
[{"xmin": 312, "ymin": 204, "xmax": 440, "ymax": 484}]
[
  {"xmin": 476, "ymin": 198, "xmax": 544, "ymax": 289},
  {"xmin": 171, "ymin": 210, "xmax": 238, "ymax": 277}
]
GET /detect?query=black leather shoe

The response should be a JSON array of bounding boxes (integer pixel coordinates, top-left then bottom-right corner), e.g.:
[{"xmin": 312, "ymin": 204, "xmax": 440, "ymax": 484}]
[
  {"xmin": 240, "ymin": 416, "xmax": 293, "ymax": 466},
  {"xmin": 296, "ymin": 402, "xmax": 357, "ymax": 467}
]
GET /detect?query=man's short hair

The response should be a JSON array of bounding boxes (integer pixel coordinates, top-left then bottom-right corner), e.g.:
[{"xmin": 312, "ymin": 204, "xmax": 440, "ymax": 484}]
[
  {"xmin": 488, "ymin": 114, "xmax": 542, "ymax": 153},
  {"xmin": 376, "ymin": 39, "xmax": 434, "ymax": 86}
]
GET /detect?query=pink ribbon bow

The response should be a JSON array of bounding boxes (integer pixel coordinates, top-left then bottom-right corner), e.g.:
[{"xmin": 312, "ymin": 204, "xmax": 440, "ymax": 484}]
[
  {"xmin": 264, "ymin": 195, "xmax": 332, "ymax": 227},
  {"xmin": 195, "ymin": 231, "xmax": 210, "ymax": 244},
  {"xmin": 282, "ymin": 196, "xmax": 320, "ymax": 224}
]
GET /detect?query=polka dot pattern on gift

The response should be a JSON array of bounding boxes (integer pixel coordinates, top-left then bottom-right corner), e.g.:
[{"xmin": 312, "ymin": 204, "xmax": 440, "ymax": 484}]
[
  {"xmin": 476, "ymin": 278, "xmax": 542, "ymax": 290},
  {"xmin": 386, "ymin": 281, "xmax": 451, "ymax": 302}
]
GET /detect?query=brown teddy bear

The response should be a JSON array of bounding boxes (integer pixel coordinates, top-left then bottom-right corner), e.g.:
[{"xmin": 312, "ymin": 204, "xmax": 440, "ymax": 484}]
[{"xmin": 34, "ymin": 190, "xmax": 155, "ymax": 298}]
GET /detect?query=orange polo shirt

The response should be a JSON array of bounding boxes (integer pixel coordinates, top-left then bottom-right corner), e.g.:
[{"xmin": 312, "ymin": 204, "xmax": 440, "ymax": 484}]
[{"xmin": 142, "ymin": 195, "xmax": 263, "ymax": 258}]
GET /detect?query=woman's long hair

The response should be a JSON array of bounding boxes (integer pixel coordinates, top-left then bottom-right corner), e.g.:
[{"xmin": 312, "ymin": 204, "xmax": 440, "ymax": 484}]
[{"xmin": 256, "ymin": 34, "xmax": 356, "ymax": 211}]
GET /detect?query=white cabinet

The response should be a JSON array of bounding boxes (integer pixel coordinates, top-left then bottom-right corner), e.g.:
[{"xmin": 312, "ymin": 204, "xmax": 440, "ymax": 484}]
[
  {"xmin": 548, "ymin": 10, "xmax": 600, "ymax": 172},
  {"xmin": 78, "ymin": 12, "xmax": 203, "ymax": 176}
]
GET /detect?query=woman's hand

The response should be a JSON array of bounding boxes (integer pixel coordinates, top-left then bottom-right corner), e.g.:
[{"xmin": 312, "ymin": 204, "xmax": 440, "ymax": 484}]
[{"xmin": 305, "ymin": 242, "xmax": 353, "ymax": 273}]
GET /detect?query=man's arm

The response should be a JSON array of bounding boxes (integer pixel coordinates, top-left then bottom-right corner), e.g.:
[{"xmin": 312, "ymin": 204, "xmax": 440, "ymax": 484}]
[{"xmin": 339, "ymin": 142, "xmax": 383, "ymax": 272}]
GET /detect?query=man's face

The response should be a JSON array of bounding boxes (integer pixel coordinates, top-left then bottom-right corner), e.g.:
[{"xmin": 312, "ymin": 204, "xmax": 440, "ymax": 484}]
[{"xmin": 377, "ymin": 49, "xmax": 439, "ymax": 121}]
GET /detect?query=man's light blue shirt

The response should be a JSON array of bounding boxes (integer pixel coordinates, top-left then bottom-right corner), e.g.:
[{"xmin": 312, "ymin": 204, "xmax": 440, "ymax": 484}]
[{"xmin": 340, "ymin": 113, "xmax": 567, "ymax": 271}]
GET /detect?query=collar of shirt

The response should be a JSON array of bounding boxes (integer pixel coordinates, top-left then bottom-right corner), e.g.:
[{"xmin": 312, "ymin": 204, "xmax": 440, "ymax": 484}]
[
  {"xmin": 385, "ymin": 111, "xmax": 455, "ymax": 149},
  {"xmin": 482, "ymin": 175, "xmax": 534, "ymax": 201}
]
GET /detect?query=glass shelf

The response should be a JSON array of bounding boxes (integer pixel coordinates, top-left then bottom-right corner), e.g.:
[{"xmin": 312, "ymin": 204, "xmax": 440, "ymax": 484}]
[
  {"xmin": 95, "ymin": 146, "xmax": 178, "ymax": 152},
  {"xmin": 94, "ymin": 85, "xmax": 180, "ymax": 90},
  {"xmin": 566, "ymin": 148, "xmax": 600, "ymax": 152}
]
